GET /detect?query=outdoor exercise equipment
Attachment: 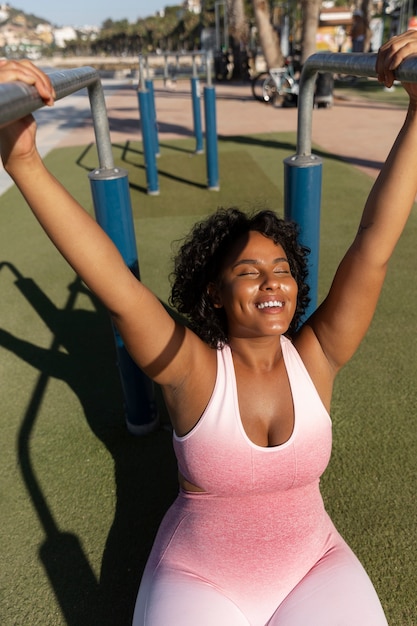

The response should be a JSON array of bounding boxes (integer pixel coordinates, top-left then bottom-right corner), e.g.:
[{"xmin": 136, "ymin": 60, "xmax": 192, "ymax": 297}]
[
  {"xmin": 137, "ymin": 57, "xmax": 160, "ymax": 195},
  {"xmin": 191, "ymin": 57, "xmax": 204, "ymax": 155},
  {"xmin": 0, "ymin": 66, "xmax": 159, "ymax": 434},
  {"xmin": 284, "ymin": 50, "xmax": 417, "ymax": 320},
  {"xmin": 138, "ymin": 50, "xmax": 219, "ymax": 190},
  {"xmin": 4, "ymin": 52, "xmax": 417, "ymax": 430},
  {"xmin": 204, "ymin": 55, "xmax": 219, "ymax": 191},
  {"xmin": 145, "ymin": 78, "xmax": 160, "ymax": 157}
]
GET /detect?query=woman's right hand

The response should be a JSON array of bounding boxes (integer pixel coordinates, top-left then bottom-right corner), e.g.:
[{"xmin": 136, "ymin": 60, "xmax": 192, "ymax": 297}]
[
  {"xmin": 0, "ymin": 59, "xmax": 55, "ymax": 104},
  {"xmin": 0, "ymin": 60, "xmax": 55, "ymax": 169}
]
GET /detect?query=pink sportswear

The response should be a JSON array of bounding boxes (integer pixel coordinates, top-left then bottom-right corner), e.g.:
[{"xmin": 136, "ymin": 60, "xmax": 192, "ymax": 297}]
[{"xmin": 133, "ymin": 335, "xmax": 388, "ymax": 625}]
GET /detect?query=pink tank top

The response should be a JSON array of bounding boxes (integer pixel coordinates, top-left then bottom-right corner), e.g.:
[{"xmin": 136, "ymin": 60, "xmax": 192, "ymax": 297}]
[{"xmin": 173, "ymin": 335, "xmax": 332, "ymax": 496}]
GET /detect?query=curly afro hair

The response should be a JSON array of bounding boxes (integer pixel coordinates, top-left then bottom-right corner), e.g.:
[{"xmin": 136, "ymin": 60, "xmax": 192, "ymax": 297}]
[{"xmin": 169, "ymin": 207, "xmax": 310, "ymax": 348}]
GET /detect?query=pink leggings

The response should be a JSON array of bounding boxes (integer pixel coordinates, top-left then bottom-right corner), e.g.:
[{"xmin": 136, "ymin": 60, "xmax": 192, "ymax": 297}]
[{"xmin": 133, "ymin": 535, "xmax": 388, "ymax": 626}]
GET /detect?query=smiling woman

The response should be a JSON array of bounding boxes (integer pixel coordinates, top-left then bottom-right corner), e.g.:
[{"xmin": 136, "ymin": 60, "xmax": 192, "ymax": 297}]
[
  {"xmin": 170, "ymin": 208, "xmax": 310, "ymax": 348},
  {"xmin": 208, "ymin": 232, "xmax": 298, "ymax": 341},
  {"xmin": 1, "ymin": 30, "xmax": 417, "ymax": 626}
]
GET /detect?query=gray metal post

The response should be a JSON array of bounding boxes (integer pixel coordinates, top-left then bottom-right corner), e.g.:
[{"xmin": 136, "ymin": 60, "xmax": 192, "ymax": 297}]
[
  {"xmin": 287, "ymin": 51, "xmax": 417, "ymax": 319},
  {"xmin": 0, "ymin": 67, "xmax": 158, "ymax": 433}
]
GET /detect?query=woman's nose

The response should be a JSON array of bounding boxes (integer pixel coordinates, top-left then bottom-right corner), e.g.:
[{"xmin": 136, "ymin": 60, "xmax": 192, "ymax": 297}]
[{"xmin": 261, "ymin": 272, "xmax": 279, "ymax": 290}]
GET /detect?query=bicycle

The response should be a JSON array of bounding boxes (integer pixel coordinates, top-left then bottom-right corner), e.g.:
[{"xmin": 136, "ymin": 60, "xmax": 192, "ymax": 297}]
[{"xmin": 251, "ymin": 61, "xmax": 299, "ymax": 107}]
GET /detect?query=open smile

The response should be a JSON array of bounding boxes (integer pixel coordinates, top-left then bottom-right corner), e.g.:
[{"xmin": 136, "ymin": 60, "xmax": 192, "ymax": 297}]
[{"xmin": 256, "ymin": 300, "xmax": 284, "ymax": 310}]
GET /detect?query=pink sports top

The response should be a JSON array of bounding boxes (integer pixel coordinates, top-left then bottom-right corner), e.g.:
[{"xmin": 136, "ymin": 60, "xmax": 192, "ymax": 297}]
[
  {"xmin": 134, "ymin": 336, "xmax": 388, "ymax": 626},
  {"xmin": 173, "ymin": 334, "xmax": 332, "ymax": 496}
]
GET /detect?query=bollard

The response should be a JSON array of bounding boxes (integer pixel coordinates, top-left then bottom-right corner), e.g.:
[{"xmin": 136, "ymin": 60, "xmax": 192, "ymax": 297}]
[
  {"xmin": 283, "ymin": 154, "xmax": 323, "ymax": 320},
  {"xmin": 144, "ymin": 78, "xmax": 160, "ymax": 157},
  {"xmin": 137, "ymin": 88, "xmax": 160, "ymax": 195},
  {"xmin": 191, "ymin": 76, "xmax": 204, "ymax": 155},
  {"xmin": 88, "ymin": 166, "xmax": 159, "ymax": 434}
]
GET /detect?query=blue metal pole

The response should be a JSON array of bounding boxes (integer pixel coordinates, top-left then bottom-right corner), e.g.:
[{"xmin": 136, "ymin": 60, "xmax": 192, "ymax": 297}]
[
  {"xmin": 203, "ymin": 85, "xmax": 219, "ymax": 191},
  {"xmin": 191, "ymin": 76, "xmax": 204, "ymax": 155},
  {"xmin": 137, "ymin": 88, "xmax": 160, "ymax": 195},
  {"xmin": 144, "ymin": 78, "xmax": 160, "ymax": 157},
  {"xmin": 283, "ymin": 154, "xmax": 323, "ymax": 320},
  {"xmin": 88, "ymin": 167, "xmax": 159, "ymax": 434}
]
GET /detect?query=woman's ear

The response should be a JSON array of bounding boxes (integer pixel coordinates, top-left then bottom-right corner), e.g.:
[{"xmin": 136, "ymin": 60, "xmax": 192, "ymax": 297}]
[{"xmin": 207, "ymin": 282, "xmax": 223, "ymax": 308}]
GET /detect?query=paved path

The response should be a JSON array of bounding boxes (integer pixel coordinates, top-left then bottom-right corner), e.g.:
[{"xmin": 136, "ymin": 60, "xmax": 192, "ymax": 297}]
[{"xmin": 0, "ymin": 77, "xmax": 407, "ymax": 194}]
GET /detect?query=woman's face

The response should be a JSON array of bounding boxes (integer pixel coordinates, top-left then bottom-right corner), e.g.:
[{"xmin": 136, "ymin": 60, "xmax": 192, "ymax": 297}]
[{"xmin": 210, "ymin": 231, "xmax": 298, "ymax": 340}]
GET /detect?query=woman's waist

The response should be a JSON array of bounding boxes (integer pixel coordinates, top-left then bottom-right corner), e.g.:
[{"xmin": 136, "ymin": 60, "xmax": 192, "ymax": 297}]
[
  {"xmin": 176, "ymin": 481, "xmax": 327, "ymax": 529},
  {"xmin": 160, "ymin": 487, "xmax": 334, "ymax": 574}
]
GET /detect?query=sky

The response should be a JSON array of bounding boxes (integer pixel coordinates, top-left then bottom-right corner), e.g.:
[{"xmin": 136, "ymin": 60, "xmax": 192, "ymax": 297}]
[{"xmin": 12, "ymin": 0, "xmax": 180, "ymax": 28}]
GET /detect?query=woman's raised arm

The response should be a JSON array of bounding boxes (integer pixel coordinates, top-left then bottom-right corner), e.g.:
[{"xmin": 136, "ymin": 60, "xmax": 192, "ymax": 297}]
[
  {"xmin": 0, "ymin": 61, "xmax": 207, "ymax": 389},
  {"xmin": 306, "ymin": 31, "xmax": 417, "ymax": 372}
]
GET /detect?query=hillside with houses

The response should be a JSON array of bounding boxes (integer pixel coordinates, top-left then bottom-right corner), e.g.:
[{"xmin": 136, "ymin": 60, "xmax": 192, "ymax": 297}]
[
  {"xmin": 0, "ymin": 1, "xmax": 203, "ymax": 59},
  {"xmin": 0, "ymin": 3, "xmax": 101, "ymax": 58}
]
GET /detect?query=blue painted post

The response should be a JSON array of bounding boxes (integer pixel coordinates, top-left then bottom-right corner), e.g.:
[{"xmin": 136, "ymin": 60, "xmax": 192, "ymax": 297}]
[
  {"xmin": 283, "ymin": 154, "xmax": 323, "ymax": 320},
  {"xmin": 203, "ymin": 54, "xmax": 219, "ymax": 190},
  {"xmin": 144, "ymin": 78, "xmax": 160, "ymax": 157},
  {"xmin": 191, "ymin": 57, "xmax": 204, "ymax": 155},
  {"xmin": 191, "ymin": 76, "xmax": 204, "ymax": 154},
  {"xmin": 137, "ymin": 88, "xmax": 160, "ymax": 195},
  {"xmin": 88, "ymin": 167, "xmax": 159, "ymax": 434},
  {"xmin": 203, "ymin": 85, "xmax": 219, "ymax": 189}
]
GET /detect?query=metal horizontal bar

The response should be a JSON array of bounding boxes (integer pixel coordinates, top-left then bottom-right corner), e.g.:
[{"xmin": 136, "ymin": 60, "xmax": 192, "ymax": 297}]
[
  {"xmin": 0, "ymin": 66, "xmax": 114, "ymax": 169},
  {"xmin": 0, "ymin": 66, "xmax": 99, "ymax": 127},
  {"xmin": 297, "ymin": 52, "xmax": 417, "ymax": 156},
  {"xmin": 139, "ymin": 50, "xmax": 207, "ymax": 59}
]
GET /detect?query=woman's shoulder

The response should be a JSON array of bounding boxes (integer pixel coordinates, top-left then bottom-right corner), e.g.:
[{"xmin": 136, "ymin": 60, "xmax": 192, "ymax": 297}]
[{"xmin": 162, "ymin": 338, "xmax": 219, "ymax": 436}]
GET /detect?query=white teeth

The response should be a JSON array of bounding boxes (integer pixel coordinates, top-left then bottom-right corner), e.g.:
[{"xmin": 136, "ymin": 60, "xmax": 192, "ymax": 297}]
[{"xmin": 257, "ymin": 300, "xmax": 283, "ymax": 309}]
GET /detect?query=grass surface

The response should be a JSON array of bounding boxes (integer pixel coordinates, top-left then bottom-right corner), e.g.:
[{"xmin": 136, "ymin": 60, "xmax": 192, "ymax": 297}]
[
  {"xmin": 334, "ymin": 76, "xmax": 410, "ymax": 107},
  {"xmin": 1, "ymin": 131, "xmax": 417, "ymax": 625}
]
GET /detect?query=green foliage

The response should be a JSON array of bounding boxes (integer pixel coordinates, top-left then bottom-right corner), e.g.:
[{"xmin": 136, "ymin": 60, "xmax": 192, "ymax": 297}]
[{"xmin": 93, "ymin": 7, "xmax": 207, "ymax": 54}]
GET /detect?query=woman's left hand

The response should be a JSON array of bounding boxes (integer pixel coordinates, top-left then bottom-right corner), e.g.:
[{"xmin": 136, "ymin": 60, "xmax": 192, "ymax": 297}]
[{"xmin": 376, "ymin": 30, "xmax": 417, "ymax": 104}]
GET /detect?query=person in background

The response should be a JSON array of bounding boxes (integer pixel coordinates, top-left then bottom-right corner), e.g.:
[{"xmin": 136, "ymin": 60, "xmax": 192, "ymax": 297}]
[{"xmin": 350, "ymin": 8, "xmax": 371, "ymax": 52}]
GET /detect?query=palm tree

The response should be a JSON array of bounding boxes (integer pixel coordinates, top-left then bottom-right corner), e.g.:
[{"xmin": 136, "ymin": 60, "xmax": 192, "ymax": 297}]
[
  {"xmin": 252, "ymin": 0, "xmax": 284, "ymax": 69},
  {"xmin": 300, "ymin": 0, "xmax": 321, "ymax": 65},
  {"xmin": 227, "ymin": 0, "xmax": 250, "ymax": 78}
]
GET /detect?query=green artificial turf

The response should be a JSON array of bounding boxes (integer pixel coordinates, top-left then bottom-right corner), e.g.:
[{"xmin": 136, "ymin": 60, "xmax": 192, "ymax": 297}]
[
  {"xmin": 334, "ymin": 76, "xmax": 410, "ymax": 108},
  {"xmin": 1, "ymin": 132, "xmax": 416, "ymax": 625}
]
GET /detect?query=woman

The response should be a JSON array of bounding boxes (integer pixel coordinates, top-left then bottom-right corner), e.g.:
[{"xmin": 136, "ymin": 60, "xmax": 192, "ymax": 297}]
[{"xmin": 1, "ymin": 32, "xmax": 416, "ymax": 625}]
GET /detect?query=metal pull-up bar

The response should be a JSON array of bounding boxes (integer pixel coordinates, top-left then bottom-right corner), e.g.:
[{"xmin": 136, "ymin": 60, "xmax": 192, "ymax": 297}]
[
  {"xmin": 298, "ymin": 52, "xmax": 417, "ymax": 156},
  {"xmin": 0, "ymin": 66, "xmax": 114, "ymax": 169},
  {"xmin": 0, "ymin": 66, "xmax": 158, "ymax": 434},
  {"xmin": 285, "ymin": 51, "xmax": 417, "ymax": 321}
]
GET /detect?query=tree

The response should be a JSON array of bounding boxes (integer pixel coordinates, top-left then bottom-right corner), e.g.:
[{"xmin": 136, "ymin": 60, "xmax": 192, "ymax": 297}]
[
  {"xmin": 227, "ymin": 0, "xmax": 250, "ymax": 78},
  {"xmin": 358, "ymin": 0, "xmax": 373, "ymax": 52},
  {"xmin": 252, "ymin": 0, "xmax": 283, "ymax": 69},
  {"xmin": 228, "ymin": 0, "xmax": 248, "ymax": 43},
  {"xmin": 300, "ymin": 0, "xmax": 321, "ymax": 65}
]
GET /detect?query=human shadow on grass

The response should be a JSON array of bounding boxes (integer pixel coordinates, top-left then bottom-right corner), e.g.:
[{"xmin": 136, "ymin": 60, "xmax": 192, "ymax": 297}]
[{"xmin": 0, "ymin": 263, "xmax": 178, "ymax": 626}]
